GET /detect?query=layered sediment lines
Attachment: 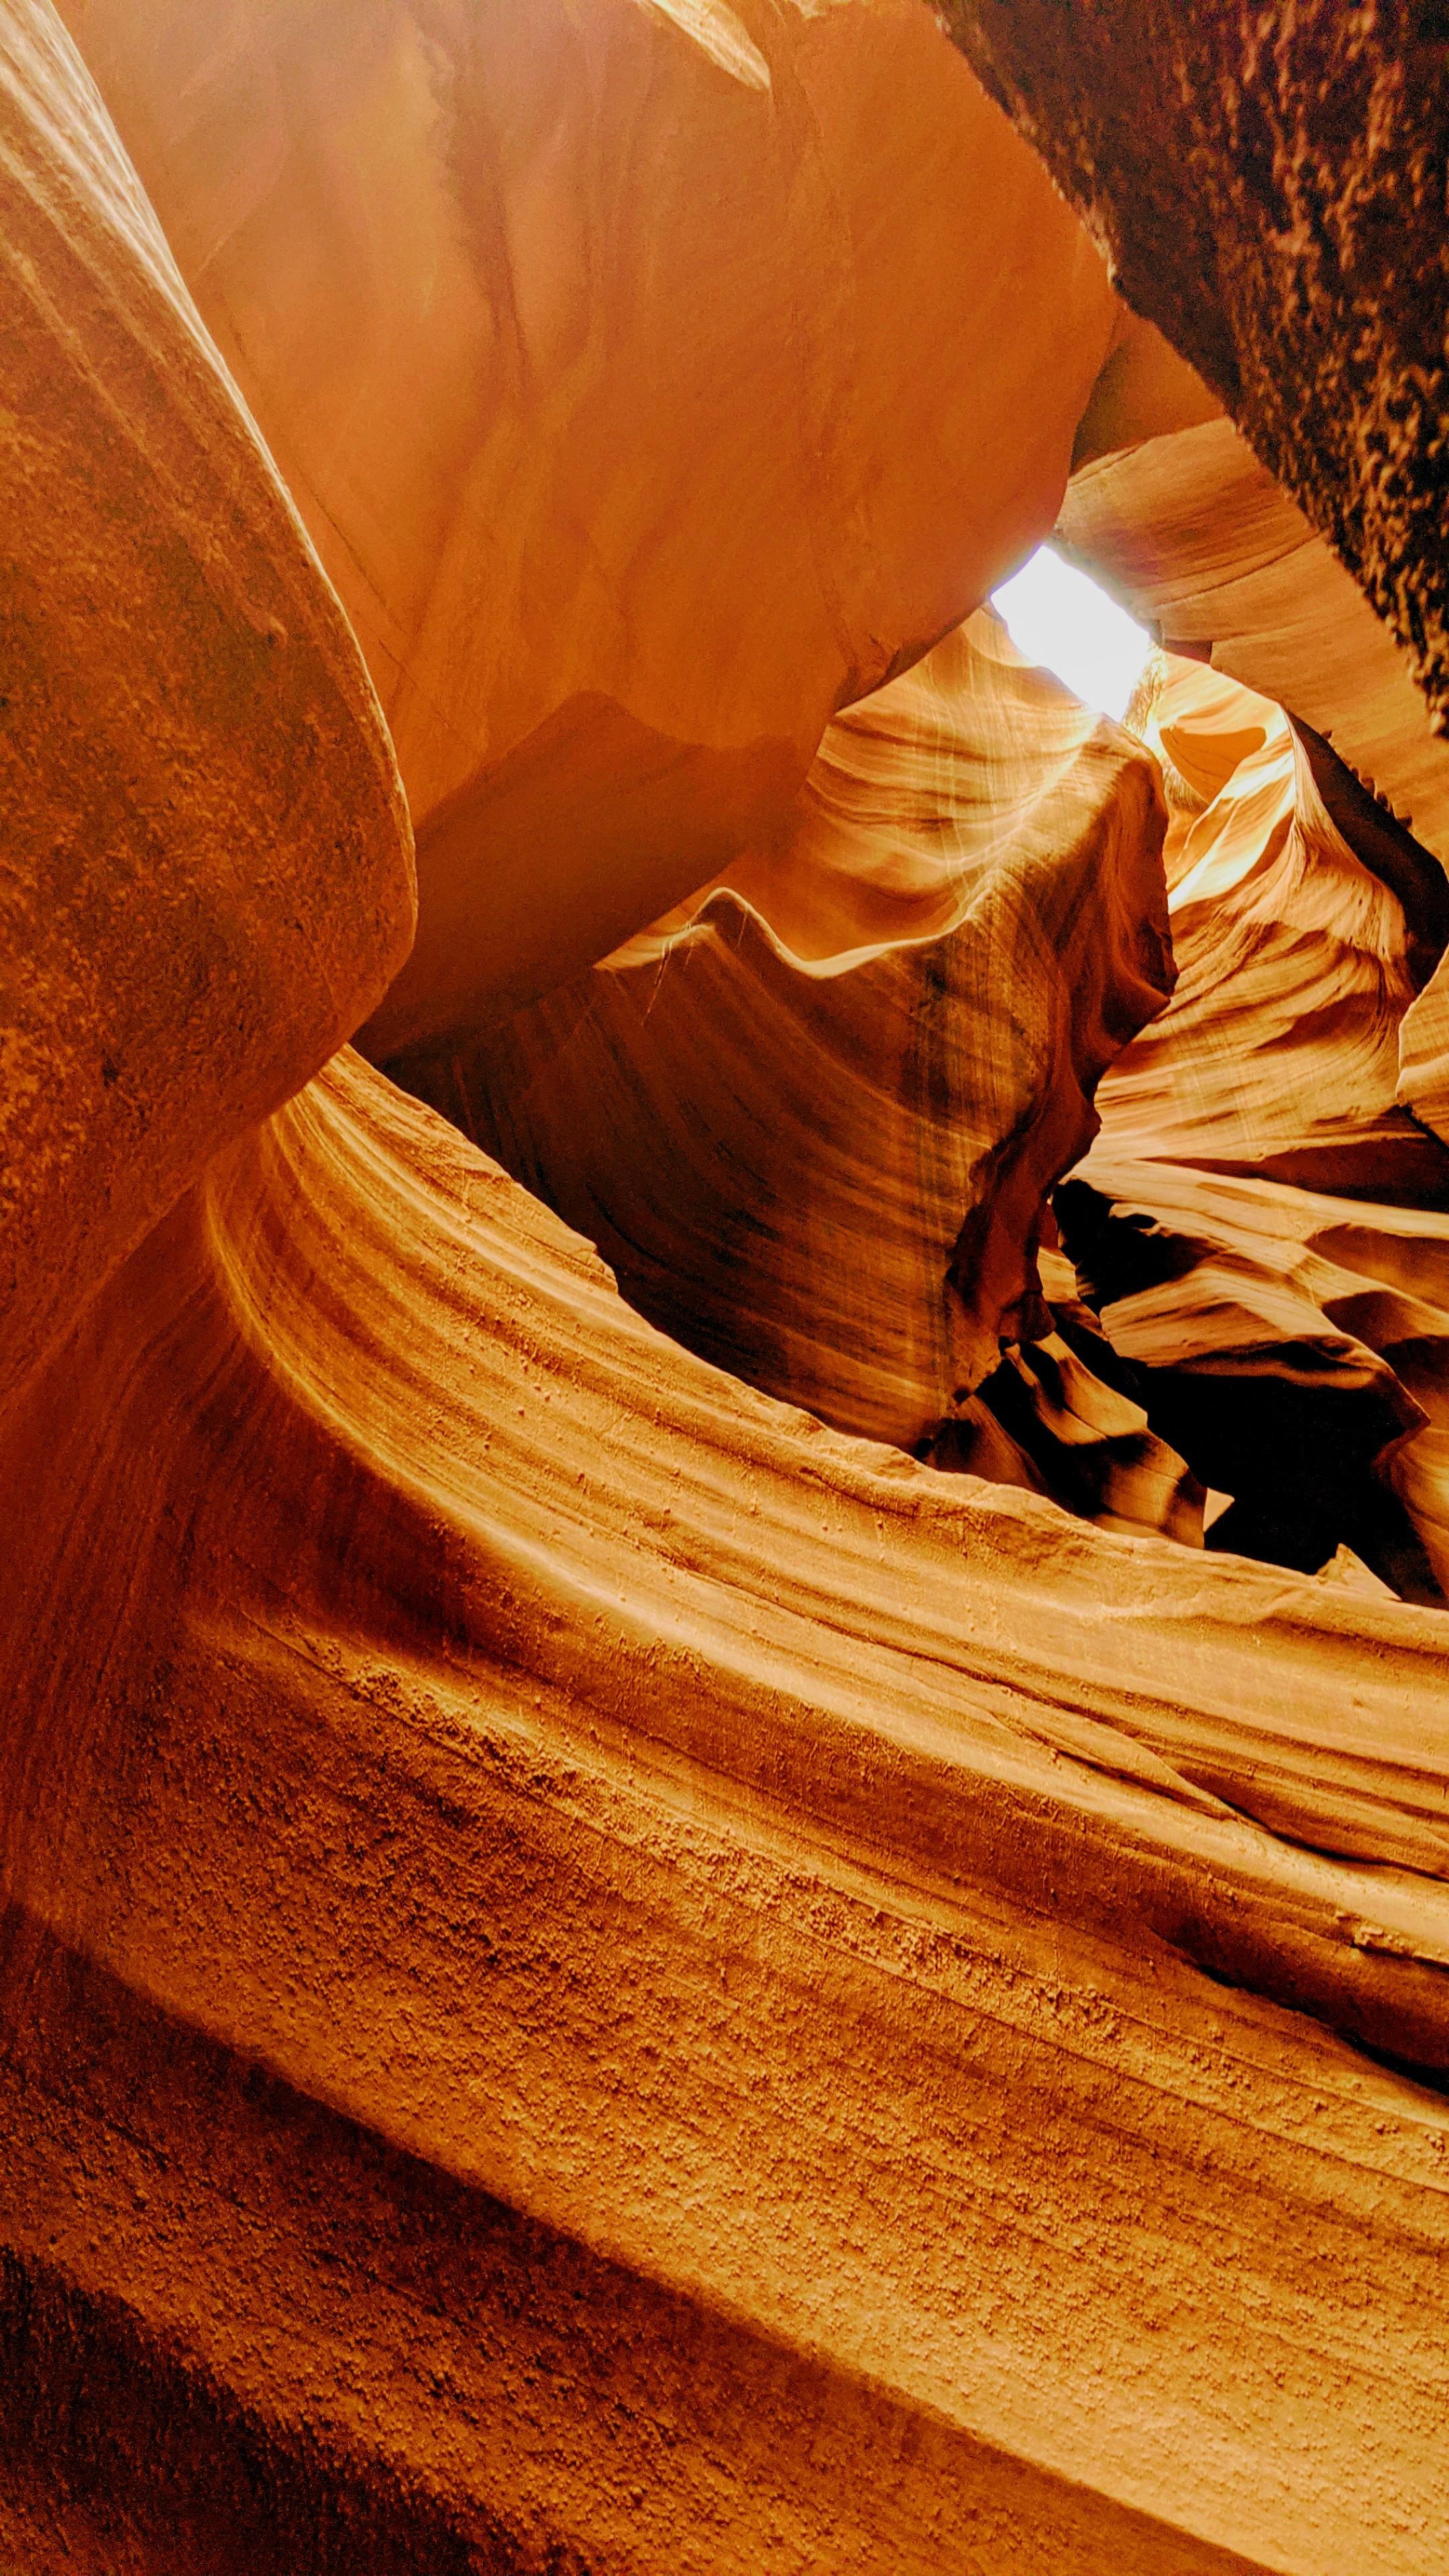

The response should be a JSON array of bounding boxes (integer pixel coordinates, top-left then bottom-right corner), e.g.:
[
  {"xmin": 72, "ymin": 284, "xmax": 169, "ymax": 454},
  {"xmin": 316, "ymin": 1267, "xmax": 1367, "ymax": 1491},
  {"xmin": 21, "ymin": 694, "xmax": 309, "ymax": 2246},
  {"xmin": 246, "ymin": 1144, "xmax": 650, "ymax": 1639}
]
[
  {"xmin": 1051, "ymin": 466, "xmax": 1449, "ymax": 1594},
  {"xmin": 4, "ymin": 1049, "xmax": 1449, "ymax": 2573},
  {"xmin": 401, "ymin": 613, "xmax": 1183, "ymax": 1525},
  {"xmin": 1059, "ymin": 419, "xmax": 1449, "ymax": 1139},
  {"xmin": 5, "ymin": 3, "xmax": 1449, "ymax": 2567}
]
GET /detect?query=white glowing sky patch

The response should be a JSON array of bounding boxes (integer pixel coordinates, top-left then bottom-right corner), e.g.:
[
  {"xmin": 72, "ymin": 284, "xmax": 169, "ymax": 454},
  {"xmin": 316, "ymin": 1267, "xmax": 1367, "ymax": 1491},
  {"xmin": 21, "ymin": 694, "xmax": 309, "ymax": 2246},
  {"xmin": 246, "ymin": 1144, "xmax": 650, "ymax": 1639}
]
[{"xmin": 991, "ymin": 545, "xmax": 1150, "ymax": 722}]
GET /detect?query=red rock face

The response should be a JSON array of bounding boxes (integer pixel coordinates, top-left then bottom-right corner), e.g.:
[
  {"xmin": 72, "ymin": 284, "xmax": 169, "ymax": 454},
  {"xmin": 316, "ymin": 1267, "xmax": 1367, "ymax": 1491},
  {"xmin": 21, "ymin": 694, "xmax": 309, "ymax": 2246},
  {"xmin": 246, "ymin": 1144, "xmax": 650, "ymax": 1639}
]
[{"xmin": 0, "ymin": 3, "xmax": 414, "ymax": 1405}]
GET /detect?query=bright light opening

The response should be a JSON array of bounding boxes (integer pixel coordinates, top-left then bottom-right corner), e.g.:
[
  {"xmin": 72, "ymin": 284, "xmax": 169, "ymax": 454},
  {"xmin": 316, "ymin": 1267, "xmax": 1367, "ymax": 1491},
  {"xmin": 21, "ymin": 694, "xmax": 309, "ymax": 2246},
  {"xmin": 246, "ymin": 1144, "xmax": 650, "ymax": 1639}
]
[{"xmin": 992, "ymin": 545, "xmax": 1150, "ymax": 722}]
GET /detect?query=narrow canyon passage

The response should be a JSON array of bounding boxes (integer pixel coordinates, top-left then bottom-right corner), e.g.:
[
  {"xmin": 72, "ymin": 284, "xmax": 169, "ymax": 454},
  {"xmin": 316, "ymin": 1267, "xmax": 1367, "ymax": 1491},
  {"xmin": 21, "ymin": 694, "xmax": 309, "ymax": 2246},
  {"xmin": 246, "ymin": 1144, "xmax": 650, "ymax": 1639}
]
[
  {"xmin": 394, "ymin": 570, "xmax": 1449, "ymax": 1605},
  {"xmin": 5, "ymin": 4, "xmax": 1449, "ymax": 2572}
]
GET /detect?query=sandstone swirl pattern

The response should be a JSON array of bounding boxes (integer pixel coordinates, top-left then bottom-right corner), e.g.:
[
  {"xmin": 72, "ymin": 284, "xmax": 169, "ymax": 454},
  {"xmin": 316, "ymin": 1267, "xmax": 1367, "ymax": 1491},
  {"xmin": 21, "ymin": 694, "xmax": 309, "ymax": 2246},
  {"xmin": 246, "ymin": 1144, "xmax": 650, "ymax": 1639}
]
[
  {"xmin": 400, "ymin": 612, "xmax": 1197, "ymax": 1540},
  {"xmin": 4, "ymin": 3, "xmax": 1449, "ymax": 2570},
  {"xmin": 1060, "ymin": 419, "xmax": 1449, "ymax": 1140},
  {"xmin": 1055, "ymin": 426, "xmax": 1449, "ymax": 1600},
  {"xmin": 5, "ymin": 1046, "xmax": 1449, "ymax": 2571}
]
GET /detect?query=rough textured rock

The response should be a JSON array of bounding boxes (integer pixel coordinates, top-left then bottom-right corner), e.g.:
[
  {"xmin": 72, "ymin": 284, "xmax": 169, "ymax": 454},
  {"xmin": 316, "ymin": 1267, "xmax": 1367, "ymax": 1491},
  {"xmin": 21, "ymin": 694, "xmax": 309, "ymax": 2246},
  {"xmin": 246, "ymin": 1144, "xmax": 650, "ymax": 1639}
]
[
  {"xmin": 1058, "ymin": 417, "xmax": 1449, "ymax": 1140},
  {"xmin": 1061, "ymin": 656, "xmax": 1449, "ymax": 1597},
  {"xmin": 401, "ymin": 612, "xmax": 1174, "ymax": 1473},
  {"xmin": 55, "ymin": 0, "xmax": 1130, "ymax": 1055},
  {"xmin": 0, "ymin": 3, "xmax": 415, "ymax": 1405},
  {"xmin": 937, "ymin": 0, "xmax": 1449, "ymax": 735},
  {"xmin": 5, "ymin": 1048, "xmax": 1449, "ymax": 2574}
]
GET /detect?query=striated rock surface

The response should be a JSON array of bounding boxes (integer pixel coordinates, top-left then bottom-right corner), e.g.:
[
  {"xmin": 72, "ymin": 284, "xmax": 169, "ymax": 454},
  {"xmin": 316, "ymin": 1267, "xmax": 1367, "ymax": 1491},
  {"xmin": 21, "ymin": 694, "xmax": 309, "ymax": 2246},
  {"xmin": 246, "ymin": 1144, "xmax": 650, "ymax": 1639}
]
[
  {"xmin": 400, "ymin": 613, "xmax": 1173, "ymax": 1468},
  {"xmin": 1049, "ymin": 413, "xmax": 1449, "ymax": 1601},
  {"xmin": 5, "ymin": 1047, "xmax": 1449, "ymax": 2573},
  {"xmin": 1061, "ymin": 655, "xmax": 1449, "ymax": 1597},
  {"xmin": 6, "ymin": 3, "xmax": 1449, "ymax": 2566},
  {"xmin": 1058, "ymin": 417, "xmax": 1449, "ymax": 1141},
  {"xmin": 1095, "ymin": 657, "xmax": 1445, "ymax": 1197},
  {"xmin": 0, "ymin": 2, "xmax": 415, "ymax": 1405}
]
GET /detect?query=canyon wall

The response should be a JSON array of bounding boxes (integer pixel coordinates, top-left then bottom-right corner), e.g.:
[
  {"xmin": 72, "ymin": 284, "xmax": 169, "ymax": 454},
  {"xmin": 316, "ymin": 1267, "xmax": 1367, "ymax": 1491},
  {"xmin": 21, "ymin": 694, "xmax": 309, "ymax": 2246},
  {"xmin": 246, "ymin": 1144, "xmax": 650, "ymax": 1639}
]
[
  {"xmin": 0, "ymin": 1, "xmax": 413, "ymax": 1404},
  {"xmin": 6, "ymin": 1047, "xmax": 1449, "ymax": 2574},
  {"xmin": 3, "ymin": 3, "xmax": 1449, "ymax": 2570},
  {"xmin": 938, "ymin": 0, "xmax": 1449, "ymax": 737},
  {"xmin": 54, "ymin": 0, "xmax": 1126, "ymax": 1055},
  {"xmin": 403, "ymin": 614, "xmax": 1172, "ymax": 1453}
]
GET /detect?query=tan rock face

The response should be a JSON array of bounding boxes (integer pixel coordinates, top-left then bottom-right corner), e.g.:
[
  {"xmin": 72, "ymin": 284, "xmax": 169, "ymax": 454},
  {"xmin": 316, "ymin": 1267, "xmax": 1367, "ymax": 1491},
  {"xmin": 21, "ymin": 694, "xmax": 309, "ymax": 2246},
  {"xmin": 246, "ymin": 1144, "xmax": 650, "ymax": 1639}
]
[
  {"xmin": 1098, "ymin": 658, "xmax": 1440, "ymax": 1197},
  {"xmin": 1062, "ymin": 655, "xmax": 1449, "ymax": 1596},
  {"xmin": 1059, "ymin": 417, "xmax": 1449, "ymax": 1142},
  {"xmin": 1038, "ymin": 411, "xmax": 1449, "ymax": 1597},
  {"xmin": 0, "ymin": 3, "xmax": 415, "ymax": 1406},
  {"xmin": 54, "ymin": 0, "xmax": 1124, "ymax": 1051}
]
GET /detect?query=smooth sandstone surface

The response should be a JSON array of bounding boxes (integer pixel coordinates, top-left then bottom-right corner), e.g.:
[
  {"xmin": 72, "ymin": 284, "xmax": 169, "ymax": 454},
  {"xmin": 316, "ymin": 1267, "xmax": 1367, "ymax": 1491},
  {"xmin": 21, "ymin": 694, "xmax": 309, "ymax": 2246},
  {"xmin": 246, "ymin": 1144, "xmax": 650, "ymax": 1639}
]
[
  {"xmin": 1064, "ymin": 657, "xmax": 1449, "ymax": 1598},
  {"xmin": 1058, "ymin": 417, "xmax": 1449, "ymax": 1140},
  {"xmin": 0, "ymin": 2, "xmax": 415, "ymax": 1406},
  {"xmin": 1096, "ymin": 658, "xmax": 1443, "ymax": 1197},
  {"xmin": 5, "ymin": 2, "xmax": 1449, "ymax": 2567},
  {"xmin": 54, "ymin": 0, "xmax": 1125, "ymax": 1051}
]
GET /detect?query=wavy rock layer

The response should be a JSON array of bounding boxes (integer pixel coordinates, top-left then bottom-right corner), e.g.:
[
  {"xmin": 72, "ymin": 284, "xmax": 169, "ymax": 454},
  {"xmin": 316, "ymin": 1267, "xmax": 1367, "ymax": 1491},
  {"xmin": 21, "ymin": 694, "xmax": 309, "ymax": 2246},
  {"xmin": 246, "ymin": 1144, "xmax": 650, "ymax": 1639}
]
[
  {"xmin": 56, "ymin": 0, "xmax": 1132, "ymax": 1057},
  {"xmin": 1061, "ymin": 657, "xmax": 1449, "ymax": 1597},
  {"xmin": 1058, "ymin": 418, "xmax": 1449, "ymax": 1138},
  {"xmin": 4, "ymin": 1049, "xmax": 1449, "ymax": 2574},
  {"xmin": 7, "ymin": 5, "xmax": 1449, "ymax": 2568},
  {"xmin": 0, "ymin": 3, "xmax": 414, "ymax": 1405},
  {"xmin": 401, "ymin": 614, "xmax": 1172, "ymax": 1462}
]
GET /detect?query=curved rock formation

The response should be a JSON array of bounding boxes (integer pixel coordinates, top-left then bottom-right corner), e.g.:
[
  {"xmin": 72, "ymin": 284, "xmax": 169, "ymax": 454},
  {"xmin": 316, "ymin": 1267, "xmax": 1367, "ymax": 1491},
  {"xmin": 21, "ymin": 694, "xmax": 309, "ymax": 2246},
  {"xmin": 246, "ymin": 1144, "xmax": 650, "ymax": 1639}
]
[
  {"xmin": 5, "ymin": 1046, "xmax": 1449, "ymax": 2573},
  {"xmin": 0, "ymin": 3, "xmax": 414, "ymax": 1405},
  {"xmin": 1058, "ymin": 417, "xmax": 1449, "ymax": 1140},
  {"xmin": 1061, "ymin": 655, "xmax": 1449, "ymax": 1597},
  {"xmin": 401, "ymin": 612, "xmax": 1173, "ymax": 1459},
  {"xmin": 1050, "ymin": 412, "xmax": 1449, "ymax": 1594},
  {"xmin": 1095, "ymin": 656, "xmax": 1444, "ymax": 1196},
  {"xmin": 7, "ymin": 2, "xmax": 1449, "ymax": 2567},
  {"xmin": 54, "ymin": 0, "xmax": 1132, "ymax": 1055}
]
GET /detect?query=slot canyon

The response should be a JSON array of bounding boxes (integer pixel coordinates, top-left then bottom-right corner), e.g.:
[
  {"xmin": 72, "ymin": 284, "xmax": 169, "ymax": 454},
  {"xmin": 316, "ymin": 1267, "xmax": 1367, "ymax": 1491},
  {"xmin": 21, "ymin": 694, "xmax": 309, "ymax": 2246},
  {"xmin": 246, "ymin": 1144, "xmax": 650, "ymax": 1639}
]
[{"xmin": 2, "ymin": 1, "xmax": 1448, "ymax": 2567}]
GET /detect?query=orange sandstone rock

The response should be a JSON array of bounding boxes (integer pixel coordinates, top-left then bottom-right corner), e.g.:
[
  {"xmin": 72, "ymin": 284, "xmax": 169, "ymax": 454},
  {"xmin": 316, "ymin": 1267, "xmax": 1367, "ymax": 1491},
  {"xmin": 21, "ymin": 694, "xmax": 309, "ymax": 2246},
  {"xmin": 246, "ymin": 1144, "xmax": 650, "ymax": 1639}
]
[
  {"xmin": 5, "ymin": 1048, "xmax": 1449, "ymax": 2571},
  {"xmin": 0, "ymin": 1, "xmax": 414, "ymax": 1407},
  {"xmin": 1063, "ymin": 657, "xmax": 1449, "ymax": 1596},
  {"xmin": 1058, "ymin": 419, "xmax": 1449, "ymax": 1140},
  {"xmin": 56, "ymin": 0, "xmax": 1124, "ymax": 1050},
  {"xmin": 5, "ymin": 5, "xmax": 1449, "ymax": 2567},
  {"xmin": 400, "ymin": 612, "xmax": 1172, "ymax": 1454}
]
